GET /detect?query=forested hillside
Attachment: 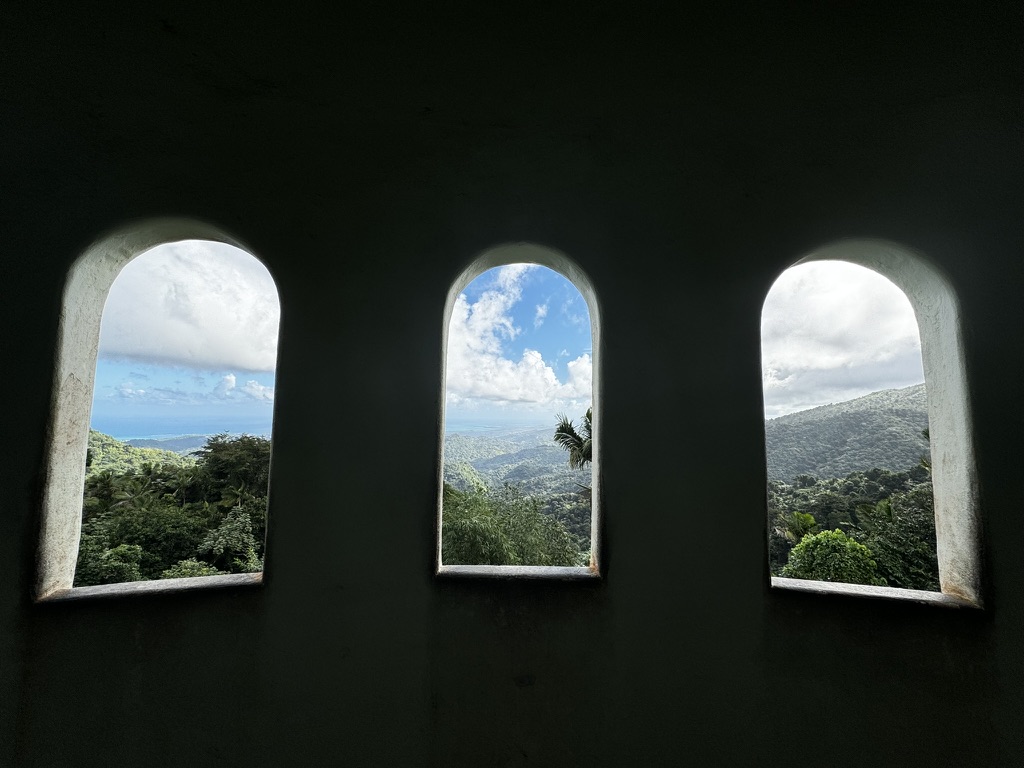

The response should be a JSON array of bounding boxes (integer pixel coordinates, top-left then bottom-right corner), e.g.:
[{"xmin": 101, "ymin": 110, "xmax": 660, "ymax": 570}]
[
  {"xmin": 87, "ymin": 430, "xmax": 192, "ymax": 475},
  {"xmin": 443, "ymin": 427, "xmax": 591, "ymax": 495},
  {"xmin": 441, "ymin": 421, "xmax": 594, "ymax": 566},
  {"xmin": 768, "ymin": 465, "xmax": 938, "ymax": 590},
  {"xmin": 76, "ymin": 433, "xmax": 270, "ymax": 586},
  {"xmin": 765, "ymin": 383, "xmax": 929, "ymax": 481}
]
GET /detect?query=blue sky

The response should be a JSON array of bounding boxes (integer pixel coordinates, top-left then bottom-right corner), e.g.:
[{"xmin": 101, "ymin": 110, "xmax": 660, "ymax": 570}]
[{"xmin": 444, "ymin": 264, "xmax": 594, "ymax": 431}]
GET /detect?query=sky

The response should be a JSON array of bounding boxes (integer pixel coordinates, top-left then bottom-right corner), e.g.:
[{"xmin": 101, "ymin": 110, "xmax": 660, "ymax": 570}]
[
  {"xmin": 91, "ymin": 240, "xmax": 279, "ymax": 438},
  {"xmin": 761, "ymin": 260, "xmax": 924, "ymax": 419},
  {"xmin": 444, "ymin": 264, "xmax": 593, "ymax": 431},
  {"xmin": 89, "ymin": 242, "xmax": 924, "ymax": 438}
]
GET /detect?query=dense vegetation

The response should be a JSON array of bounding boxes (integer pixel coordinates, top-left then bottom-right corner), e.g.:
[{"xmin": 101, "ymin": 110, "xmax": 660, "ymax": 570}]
[
  {"xmin": 86, "ymin": 429, "xmax": 191, "ymax": 475},
  {"xmin": 765, "ymin": 383, "xmax": 928, "ymax": 481},
  {"xmin": 441, "ymin": 410, "xmax": 594, "ymax": 567},
  {"xmin": 441, "ymin": 484, "xmax": 586, "ymax": 566},
  {"xmin": 75, "ymin": 433, "xmax": 271, "ymax": 586},
  {"xmin": 766, "ymin": 384, "xmax": 939, "ymax": 590},
  {"xmin": 768, "ymin": 464, "xmax": 938, "ymax": 590}
]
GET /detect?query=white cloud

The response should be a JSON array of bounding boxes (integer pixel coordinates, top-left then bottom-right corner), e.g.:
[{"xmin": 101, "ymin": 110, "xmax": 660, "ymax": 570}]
[
  {"xmin": 534, "ymin": 302, "xmax": 549, "ymax": 328},
  {"xmin": 117, "ymin": 381, "xmax": 146, "ymax": 398},
  {"xmin": 214, "ymin": 373, "xmax": 236, "ymax": 397},
  {"xmin": 446, "ymin": 265, "xmax": 592, "ymax": 411},
  {"xmin": 240, "ymin": 379, "xmax": 274, "ymax": 401},
  {"xmin": 761, "ymin": 261, "xmax": 924, "ymax": 418},
  {"xmin": 100, "ymin": 368, "xmax": 275, "ymax": 411},
  {"xmin": 561, "ymin": 297, "xmax": 588, "ymax": 328},
  {"xmin": 98, "ymin": 240, "xmax": 279, "ymax": 371}
]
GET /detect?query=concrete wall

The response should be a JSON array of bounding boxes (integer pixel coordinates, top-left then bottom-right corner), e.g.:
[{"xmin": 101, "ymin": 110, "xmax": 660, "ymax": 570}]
[{"xmin": 1, "ymin": 4, "xmax": 1020, "ymax": 765}]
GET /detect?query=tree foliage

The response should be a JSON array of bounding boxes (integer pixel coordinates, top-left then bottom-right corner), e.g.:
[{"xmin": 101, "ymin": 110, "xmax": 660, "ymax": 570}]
[
  {"xmin": 553, "ymin": 407, "xmax": 592, "ymax": 471},
  {"xmin": 74, "ymin": 433, "xmax": 271, "ymax": 586},
  {"xmin": 441, "ymin": 483, "xmax": 582, "ymax": 566},
  {"xmin": 851, "ymin": 484, "xmax": 939, "ymax": 591},
  {"xmin": 767, "ymin": 465, "xmax": 937, "ymax": 590},
  {"xmin": 86, "ymin": 429, "xmax": 191, "ymax": 475},
  {"xmin": 161, "ymin": 559, "xmax": 224, "ymax": 579},
  {"xmin": 765, "ymin": 384, "xmax": 930, "ymax": 481},
  {"xmin": 781, "ymin": 529, "xmax": 887, "ymax": 586}
]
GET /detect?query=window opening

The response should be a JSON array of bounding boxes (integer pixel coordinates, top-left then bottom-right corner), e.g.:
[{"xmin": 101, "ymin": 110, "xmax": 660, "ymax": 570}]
[
  {"xmin": 37, "ymin": 221, "xmax": 279, "ymax": 600},
  {"xmin": 761, "ymin": 241, "xmax": 981, "ymax": 607},
  {"xmin": 437, "ymin": 244, "xmax": 600, "ymax": 578}
]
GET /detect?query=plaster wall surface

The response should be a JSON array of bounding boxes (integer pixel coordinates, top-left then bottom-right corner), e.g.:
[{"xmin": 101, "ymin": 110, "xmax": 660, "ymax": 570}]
[{"xmin": 1, "ymin": 4, "xmax": 1021, "ymax": 766}]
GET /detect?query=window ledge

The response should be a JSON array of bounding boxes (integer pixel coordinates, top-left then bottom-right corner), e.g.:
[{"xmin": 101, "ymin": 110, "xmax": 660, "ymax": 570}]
[
  {"xmin": 771, "ymin": 576, "xmax": 979, "ymax": 608},
  {"xmin": 36, "ymin": 572, "xmax": 262, "ymax": 603},
  {"xmin": 437, "ymin": 565, "xmax": 600, "ymax": 580}
]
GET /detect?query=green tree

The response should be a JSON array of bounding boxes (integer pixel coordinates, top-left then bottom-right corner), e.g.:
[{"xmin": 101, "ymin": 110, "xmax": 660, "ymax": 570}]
[
  {"xmin": 441, "ymin": 484, "xmax": 516, "ymax": 565},
  {"xmin": 781, "ymin": 529, "xmax": 886, "ymax": 586},
  {"xmin": 194, "ymin": 434, "xmax": 272, "ymax": 498},
  {"xmin": 75, "ymin": 432, "xmax": 272, "ymax": 585},
  {"xmin": 161, "ymin": 559, "xmax": 224, "ymax": 579},
  {"xmin": 852, "ymin": 484, "xmax": 938, "ymax": 590},
  {"xmin": 441, "ymin": 483, "xmax": 580, "ymax": 566},
  {"xmin": 103, "ymin": 501, "xmax": 212, "ymax": 579},
  {"xmin": 197, "ymin": 506, "xmax": 262, "ymax": 573},
  {"xmin": 75, "ymin": 540, "xmax": 145, "ymax": 586},
  {"xmin": 554, "ymin": 407, "xmax": 592, "ymax": 470}
]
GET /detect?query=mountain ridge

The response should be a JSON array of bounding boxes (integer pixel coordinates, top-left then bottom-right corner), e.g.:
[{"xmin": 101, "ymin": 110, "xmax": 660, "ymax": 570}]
[{"xmin": 765, "ymin": 383, "xmax": 929, "ymax": 482}]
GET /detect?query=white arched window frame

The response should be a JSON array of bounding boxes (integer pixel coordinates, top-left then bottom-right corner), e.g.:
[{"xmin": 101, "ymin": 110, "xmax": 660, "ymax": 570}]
[
  {"xmin": 436, "ymin": 243, "xmax": 603, "ymax": 579},
  {"xmin": 36, "ymin": 218, "xmax": 277, "ymax": 601},
  {"xmin": 767, "ymin": 239, "xmax": 982, "ymax": 608}
]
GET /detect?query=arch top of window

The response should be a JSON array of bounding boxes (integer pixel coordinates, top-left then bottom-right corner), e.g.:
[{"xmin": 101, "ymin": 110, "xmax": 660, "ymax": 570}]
[
  {"xmin": 764, "ymin": 238, "xmax": 982, "ymax": 608},
  {"xmin": 36, "ymin": 218, "xmax": 277, "ymax": 602},
  {"xmin": 444, "ymin": 242, "xmax": 601, "ymax": 327},
  {"xmin": 437, "ymin": 242, "xmax": 602, "ymax": 580}
]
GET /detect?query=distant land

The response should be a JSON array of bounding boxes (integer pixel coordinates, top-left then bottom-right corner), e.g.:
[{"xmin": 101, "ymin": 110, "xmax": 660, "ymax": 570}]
[
  {"xmin": 765, "ymin": 382, "xmax": 929, "ymax": 482},
  {"xmin": 125, "ymin": 435, "xmax": 213, "ymax": 454},
  {"xmin": 443, "ymin": 425, "xmax": 590, "ymax": 497},
  {"xmin": 87, "ymin": 382, "xmax": 931, "ymax": 487}
]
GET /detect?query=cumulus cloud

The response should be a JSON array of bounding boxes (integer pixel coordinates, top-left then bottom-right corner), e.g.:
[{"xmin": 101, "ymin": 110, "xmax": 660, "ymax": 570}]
[
  {"xmin": 240, "ymin": 379, "xmax": 274, "ymax": 401},
  {"xmin": 761, "ymin": 261, "xmax": 924, "ymax": 418},
  {"xmin": 98, "ymin": 240, "xmax": 279, "ymax": 371},
  {"xmin": 214, "ymin": 373, "xmax": 236, "ymax": 397},
  {"xmin": 446, "ymin": 265, "xmax": 592, "ymax": 411}
]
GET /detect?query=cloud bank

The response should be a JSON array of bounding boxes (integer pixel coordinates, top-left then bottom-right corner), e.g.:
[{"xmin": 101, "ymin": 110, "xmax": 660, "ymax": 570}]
[
  {"xmin": 98, "ymin": 240, "xmax": 279, "ymax": 371},
  {"xmin": 445, "ymin": 265, "xmax": 592, "ymax": 416},
  {"xmin": 761, "ymin": 261, "xmax": 924, "ymax": 418}
]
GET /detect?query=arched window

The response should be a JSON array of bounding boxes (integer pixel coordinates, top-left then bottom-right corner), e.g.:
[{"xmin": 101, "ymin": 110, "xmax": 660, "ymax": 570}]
[
  {"xmin": 761, "ymin": 240, "xmax": 981, "ymax": 607},
  {"xmin": 37, "ymin": 219, "xmax": 280, "ymax": 600},
  {"xmin": 436, "ymin": 243, "xmax": 601, "ymax": 578}
]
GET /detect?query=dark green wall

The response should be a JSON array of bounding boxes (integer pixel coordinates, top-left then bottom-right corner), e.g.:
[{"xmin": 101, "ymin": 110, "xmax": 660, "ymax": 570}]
[{"xmin": 1, "ymin": 3, "xmax": 1021, "ymax": 765}]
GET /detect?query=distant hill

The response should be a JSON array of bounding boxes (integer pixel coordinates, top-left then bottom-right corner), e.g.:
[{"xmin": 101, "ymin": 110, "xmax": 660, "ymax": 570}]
[
  {"xmin": 125, "ymin": 435, "xmax": 212, "ymax": 454},
  {"xmin": 443, "ymin": 426, "xmax": 590, "ymax": 496},
  {"xmin": 87, "ymin": 430, "xmax": 194, "ymax": 476},
  {"xmin": 765, "ymin": 383, "xmax": 930, "ymax": 482}
]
